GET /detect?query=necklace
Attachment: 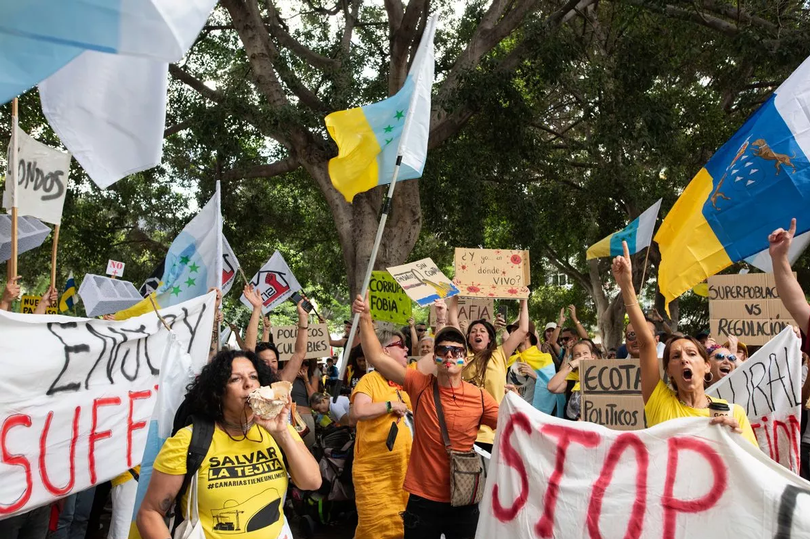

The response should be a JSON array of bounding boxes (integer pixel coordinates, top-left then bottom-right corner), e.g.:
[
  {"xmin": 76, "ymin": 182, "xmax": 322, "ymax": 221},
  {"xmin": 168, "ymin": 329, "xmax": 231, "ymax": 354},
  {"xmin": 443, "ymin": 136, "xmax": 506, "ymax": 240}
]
[
  {"xmin": 220, "ymin": 417, "xmax": 254, "ymax": 435},
  {"xmin": 678, "ymin": 394, "xmax": 711, "ymax": 408}
]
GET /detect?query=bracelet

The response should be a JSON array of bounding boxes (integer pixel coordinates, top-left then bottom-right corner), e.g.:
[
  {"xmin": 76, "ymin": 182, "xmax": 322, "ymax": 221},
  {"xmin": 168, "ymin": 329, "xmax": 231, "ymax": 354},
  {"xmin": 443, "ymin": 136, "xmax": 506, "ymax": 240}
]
[
  {"xmin": 436, "ymin": 319, "xmax": 447, "ymax": 324},
  {"xmin": 299, "ymin": 325, "xmax": 308, "ymax": 329},
  {"xmin": 624, "ymin": 301, "xmax": 638, "ymax": 308},
  {"xmin": 386, "ymin": 401, "xmax": 392, "ymax": 413}
]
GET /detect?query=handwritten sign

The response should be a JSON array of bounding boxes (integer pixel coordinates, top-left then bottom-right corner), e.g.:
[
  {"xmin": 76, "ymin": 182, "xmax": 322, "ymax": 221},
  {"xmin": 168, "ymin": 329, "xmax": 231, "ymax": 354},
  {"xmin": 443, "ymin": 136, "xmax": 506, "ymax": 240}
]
[
  {"xmin": 20, "ymin": 295, "xmax": 57, "ymax": 315},
  {"xmin": 707, "ymin": 327, "xmax": 802, "ymax": 472},
  {"xmin": 369, "ymin": 271, "xmax": 412, "ymax": 325},
  {"xmin": 2, "ymin": 127, "xmax": 71, "ymax": 225},
  {"xmin": 580, "ymin": 359, "xmax": 644, "ymax": 430},
  {"xmin": 271, "ymin": 324, "xmax": 330, "ymax": 361},
  {"xmin": 430, "ymin": 297, "xmax": 494, "ymax": 325},
  {"xmin": 106, "ymin": 259, "xmax": 125, "ymax": 277},
  {"xmin": 0, "ymin": 293, "xmax": 215, "ymax": 519},
  {"xmin": 239, "ymin": 251, "xmax": 302, "ymax": 314},
  {"xmin": 453, "ymin": 248, "xmax": 530, "ymax": 299},
  {"xmin": 386, "ymin": 258, "xmax": 459, "ymax": 306},
  {"xmin": 476, "ymin": 393, "xmax": 810, "ymax": 539},
  {"xmin": 708, "ymin": 273, "xmax": 796, "ymax": 345}
]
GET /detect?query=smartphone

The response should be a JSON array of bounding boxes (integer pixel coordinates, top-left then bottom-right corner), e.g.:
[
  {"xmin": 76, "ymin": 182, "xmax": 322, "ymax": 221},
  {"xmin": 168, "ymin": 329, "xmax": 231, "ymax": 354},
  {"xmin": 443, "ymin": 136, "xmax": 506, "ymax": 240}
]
[
  {"xmin": 289, "ymin": 291, "xmax": 314, "ymax": 313},
  {"xmin": 498, "ymin": 305, "xmax": 508, "ymax": 319},
  {"xmin": 386, "ymin": 421, "xmax": 399, "ymax": 451}
]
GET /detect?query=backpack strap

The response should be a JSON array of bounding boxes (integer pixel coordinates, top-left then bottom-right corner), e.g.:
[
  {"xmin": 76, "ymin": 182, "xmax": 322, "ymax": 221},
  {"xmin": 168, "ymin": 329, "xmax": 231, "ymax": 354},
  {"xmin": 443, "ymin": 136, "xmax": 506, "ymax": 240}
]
[{"xmin": 171, "ymin": 414, "xmax": 214, "ymax": 532}]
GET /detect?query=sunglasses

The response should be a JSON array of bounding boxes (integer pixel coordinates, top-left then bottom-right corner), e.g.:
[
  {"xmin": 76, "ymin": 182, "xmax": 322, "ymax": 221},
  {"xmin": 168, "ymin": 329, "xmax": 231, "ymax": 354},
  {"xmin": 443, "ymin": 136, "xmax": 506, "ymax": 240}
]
[
  {"xmin": 560, "ymin": 337, "xmax": 572, "ymax": 342},
  {"xmin": 625, "ymin": 332, "xmax": 637, "ymax": 341},
  {"xmin": 385, "ymin": 340, "xmax": 407, "ymax": 351},
  {"xmin": 434, "ymin": 345, "xmax": 466, "ymax": 359},
  {"xmin": 712, "ymin": 353, "xmax": 737, "ymax": 362}
]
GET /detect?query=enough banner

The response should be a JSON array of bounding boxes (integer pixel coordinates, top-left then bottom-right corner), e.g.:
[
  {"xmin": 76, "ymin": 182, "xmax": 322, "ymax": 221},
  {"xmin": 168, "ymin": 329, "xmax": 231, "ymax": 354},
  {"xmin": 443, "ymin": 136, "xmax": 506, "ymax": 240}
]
[
  {"xmin": 0, "ymin": 293, "xmax": 216, "ymax": 520},
  {"xmin": 477, "ymin": 393, "xmax": 810, "ymax": 538},
  {"xmin": 707, "ymin": 326, "xmax": 802, "ymax": 472}
]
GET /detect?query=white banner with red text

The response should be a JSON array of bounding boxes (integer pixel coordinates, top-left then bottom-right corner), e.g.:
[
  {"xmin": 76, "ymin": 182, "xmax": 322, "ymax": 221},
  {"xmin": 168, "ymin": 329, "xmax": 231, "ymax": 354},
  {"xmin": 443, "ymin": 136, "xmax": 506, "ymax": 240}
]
[
  {"xmin": 477, "ymin": 392, "xmax": 810, "ymax": 539},
  {"xmin": 707, "ymin": 326, "xmax": 802, "ymax": 472},
  {"xmin": 0, "ymin": 293, "xmax": 215, "ymax": 520}
]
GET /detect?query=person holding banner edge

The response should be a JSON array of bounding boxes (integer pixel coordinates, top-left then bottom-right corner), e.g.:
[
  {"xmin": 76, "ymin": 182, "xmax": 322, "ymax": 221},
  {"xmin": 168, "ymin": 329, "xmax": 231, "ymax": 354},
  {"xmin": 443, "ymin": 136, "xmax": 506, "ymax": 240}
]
[{"xmin": 612, "ymin": 241, "xmax": 756, "ymax": 444}]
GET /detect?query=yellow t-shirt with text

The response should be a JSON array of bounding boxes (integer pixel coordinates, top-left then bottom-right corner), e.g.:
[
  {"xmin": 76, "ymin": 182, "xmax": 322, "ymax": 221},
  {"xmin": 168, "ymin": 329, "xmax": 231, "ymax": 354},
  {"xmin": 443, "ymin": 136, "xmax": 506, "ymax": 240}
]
[
  {"xmin": 645, "ymin": 379, "xmax": 757, "ymax": 446},
  {"xmin": 154, "ymin": 423, "xmax": 300, "ymax": 539},
  {"xmin": 463, "ymin": 346, "xmax": 507, "ymax": 445}
]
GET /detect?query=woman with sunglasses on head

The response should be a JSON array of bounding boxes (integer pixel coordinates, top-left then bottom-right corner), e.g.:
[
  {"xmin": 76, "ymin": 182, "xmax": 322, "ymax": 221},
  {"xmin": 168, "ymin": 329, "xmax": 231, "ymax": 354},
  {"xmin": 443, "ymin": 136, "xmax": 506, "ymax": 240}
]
[
  {"xmin": 447, "ymin": 295, "xmax": 528, "ymax": 454},
  {"xmin": 348, "ymin": 326, "xmax": 413, "ymax": 539},
  {"xmin": 706, "ymin": 344, "xmax": 737, "ymax": 383},
  {"xmin": 612, "ymin": 242, "xmax": 756, "ymax": 444},
  {"xmin": 353, "ymin": 294, "xmax": 499, "ymax": 539}
]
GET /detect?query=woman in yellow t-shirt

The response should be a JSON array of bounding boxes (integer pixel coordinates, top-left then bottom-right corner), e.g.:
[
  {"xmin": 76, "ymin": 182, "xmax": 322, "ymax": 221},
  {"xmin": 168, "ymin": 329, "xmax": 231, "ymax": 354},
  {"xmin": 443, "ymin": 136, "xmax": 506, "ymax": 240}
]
[
  {"xmin": 452, "ymin": 297, "xmax": 529, "ymax": 452},
  {"xmin": 611, "ymin": 242, "xmax": 757, "ymax": 445},
  {"xmin": 136, "ymin": 350, "xmax": 321, "ymax": 539},
  {"xmin": 349, "ymin": 327, "xmax": 414, "ymax": 539}
]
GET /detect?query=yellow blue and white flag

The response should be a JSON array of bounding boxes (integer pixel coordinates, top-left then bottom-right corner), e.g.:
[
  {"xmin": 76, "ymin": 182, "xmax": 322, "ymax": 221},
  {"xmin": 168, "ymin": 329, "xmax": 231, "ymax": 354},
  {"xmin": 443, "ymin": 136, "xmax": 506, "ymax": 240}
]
[
  {"xmin": 325, "ymin": 15, "xmax": 437, "ymax": 202},
  {"xmin": 586, "ymin": 199, "xmax": 662, "ymax": 260},
  {"xmin": 656, "ymin": 55, "xmax": 810, "ymax": 311},
  {"xmin": 115, "ymin": 182, "xmax": 223, "ymax": 319},
  {"xmin": 58, "ymin": 271, "xmax": 76, "ymax": 312}
]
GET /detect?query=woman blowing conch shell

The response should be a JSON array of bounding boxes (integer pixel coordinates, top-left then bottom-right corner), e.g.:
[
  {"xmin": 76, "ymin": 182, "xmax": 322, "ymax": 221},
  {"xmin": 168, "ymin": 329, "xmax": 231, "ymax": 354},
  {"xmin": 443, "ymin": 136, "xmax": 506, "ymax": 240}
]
[{"xmin": 249, "ymin": 381, "xmax": 293, "ymax": 419}]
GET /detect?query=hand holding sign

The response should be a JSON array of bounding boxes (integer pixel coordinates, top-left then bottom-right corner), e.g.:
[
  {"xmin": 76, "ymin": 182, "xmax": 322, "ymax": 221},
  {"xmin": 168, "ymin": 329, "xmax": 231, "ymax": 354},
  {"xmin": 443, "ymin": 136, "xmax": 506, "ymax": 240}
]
[
  {"xmin": 768, "ymin": 217, "xmax": 797, "ymax": 260},
  {"xmin": 1, "ymin": 276, "xmax": 21, "ymax": 309}
]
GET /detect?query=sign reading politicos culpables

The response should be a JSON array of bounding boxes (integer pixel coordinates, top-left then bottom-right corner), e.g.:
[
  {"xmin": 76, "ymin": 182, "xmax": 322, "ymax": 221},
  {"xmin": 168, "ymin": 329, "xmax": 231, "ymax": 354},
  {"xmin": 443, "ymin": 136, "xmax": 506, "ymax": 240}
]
[
  {"xmin": 369, "ymin": 271, "xmax": 412, "ymax": 325},
  {"xmin": 453, "ymin": 248, "xmax": 530, "ymax": 299},
  {"xmin": 3, "ymin": 127, "xmax": 71, "ymax": 225},
  {"xmin": 580, "ymin": 359, "xmax": 644, "ymax": 430},
  {"xmin": 476, "ymin": 393, "xmax": 810, "ymax": 539},
  {"xmin": 0, "ymin": 293, "xmax": 215, "ymax": 519},
  {"xmin": 271, "ymin": 324, "xmax": 330, "ymax": 361},
  {"xmin": 707, "ymin": 327, "xmax": 802, "ymax": 473},
  {"xmin": 708, "ymin": 272, "xmax": 796, "ymax": 345}
]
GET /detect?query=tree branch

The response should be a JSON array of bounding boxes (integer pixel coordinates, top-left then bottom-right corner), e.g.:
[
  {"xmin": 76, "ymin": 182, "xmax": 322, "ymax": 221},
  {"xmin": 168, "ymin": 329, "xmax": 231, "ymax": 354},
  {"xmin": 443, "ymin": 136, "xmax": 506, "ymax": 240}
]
[
  {"xmin": 543, "ymin": 245, "xmax": 592, "ymax": 293},
  {"xmin": 169, "ymin": 64, "xmax": 224, "ymax": 103},
  {"xmin": 266, "ymin": 1, "xmax": 341, "ymax": 70},
  {"xmin": 222, "ymin": 157, "xmax": 301, "ymax": 180}
]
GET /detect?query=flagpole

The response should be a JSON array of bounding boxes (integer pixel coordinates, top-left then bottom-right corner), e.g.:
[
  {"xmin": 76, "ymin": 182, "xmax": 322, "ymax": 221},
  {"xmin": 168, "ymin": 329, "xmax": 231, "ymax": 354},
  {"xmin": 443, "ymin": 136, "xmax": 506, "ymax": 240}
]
[
  {"xmin": 638, "ymin": 245, "xmax": 652, "ymax": 298},
  {"xmin": 50, "ymin": 225, "xmax": 60, "ymax": 289},
  {"xmin": 333, "ymin": 161, "xmax": 403, "ymax": 401},
  {"xmin": 8, "ymin": 98, "xmax": 19, "ymax": 281}
]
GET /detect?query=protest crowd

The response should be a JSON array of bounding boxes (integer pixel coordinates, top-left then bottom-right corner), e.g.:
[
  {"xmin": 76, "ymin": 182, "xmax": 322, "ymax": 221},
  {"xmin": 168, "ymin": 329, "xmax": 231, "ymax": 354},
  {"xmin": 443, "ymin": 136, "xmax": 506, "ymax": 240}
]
[{"xmin": 5, "ymin": 2, "xmax": 810, "ymax": 539}]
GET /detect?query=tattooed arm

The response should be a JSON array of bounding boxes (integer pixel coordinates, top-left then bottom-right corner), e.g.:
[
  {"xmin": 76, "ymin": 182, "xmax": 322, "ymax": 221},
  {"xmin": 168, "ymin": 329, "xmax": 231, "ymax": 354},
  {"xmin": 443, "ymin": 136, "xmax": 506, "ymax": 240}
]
[{"xmin": 136, "ymin": 470, "xmax": 185, "ymax": 539}]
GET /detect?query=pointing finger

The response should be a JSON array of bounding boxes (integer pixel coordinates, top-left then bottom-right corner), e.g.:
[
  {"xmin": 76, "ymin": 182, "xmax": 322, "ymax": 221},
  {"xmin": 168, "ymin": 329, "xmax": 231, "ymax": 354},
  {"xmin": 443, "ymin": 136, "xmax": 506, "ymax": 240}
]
[
  {"xmin": 789, "ymin": 218, "xmax": 797, "ymax": 236},
  {"xmin": 622, "ymin": 241, "xmax": 630, "ymax": 260}
]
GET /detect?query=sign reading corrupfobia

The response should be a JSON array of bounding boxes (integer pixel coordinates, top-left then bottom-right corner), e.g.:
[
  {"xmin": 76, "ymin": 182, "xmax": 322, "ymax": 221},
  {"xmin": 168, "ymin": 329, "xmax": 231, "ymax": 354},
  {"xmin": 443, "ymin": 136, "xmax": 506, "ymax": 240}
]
[
  {"xmin": 0, "ymin": 293, "xmax": 216, "ymax": 519},
  {"xmin": 708, "ymin": 272, "xmax": 796, "ymax": 345},
  {"xmin": 369, "ymin": 271, "xmax": 412, "ymax": 325},
  {"xmin": 476, "ymin": 393, "xmax": 810, "ymax": 539},
  {"xmin": 580, "ymin": 359, "xmax": 644, "ymax": 430},
  {"xmin": 271, "ymin": 324, "xmax": 330, "ymax": 361},
  {"xmin": 707, "ymin": 326, "xmax": 802, "ymax": 472}
]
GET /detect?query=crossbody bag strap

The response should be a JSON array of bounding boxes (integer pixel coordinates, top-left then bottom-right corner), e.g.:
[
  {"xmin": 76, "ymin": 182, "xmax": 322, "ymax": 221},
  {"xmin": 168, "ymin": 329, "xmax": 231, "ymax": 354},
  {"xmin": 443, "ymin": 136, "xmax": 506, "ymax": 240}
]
[
  {"xmin": 478, "ymin": 389, "xmax": 485, "ymax": 429},
  {"xmin": 432, "ymin": 381, "xmax": 452, "ymax": 451}
]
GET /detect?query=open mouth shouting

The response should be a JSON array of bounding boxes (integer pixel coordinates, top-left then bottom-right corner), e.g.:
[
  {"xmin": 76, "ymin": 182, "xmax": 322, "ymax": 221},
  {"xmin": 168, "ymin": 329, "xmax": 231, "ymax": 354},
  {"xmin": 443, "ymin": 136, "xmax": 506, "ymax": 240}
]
[
  {"xmin": 718, "ymin": 364, "xmax": 732, "ymax": 377},
  {"xmin": 682, "ymin": 367, "xmax": 693, "ymax": 382}
]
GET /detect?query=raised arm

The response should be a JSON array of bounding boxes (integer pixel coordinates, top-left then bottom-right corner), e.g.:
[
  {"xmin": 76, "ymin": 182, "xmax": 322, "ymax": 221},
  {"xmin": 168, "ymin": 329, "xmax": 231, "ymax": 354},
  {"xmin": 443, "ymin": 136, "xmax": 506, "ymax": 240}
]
[
  {"xmin": 33, "ymin": 286, "xmax": 58, "ymax": 315},
  {"xmin": 278, "ymin": 300, "xmax": 310, "ymax": 383},
  {"xmin": 243, "ymin": 284, "xmax": 263, "ymax": 351},
  {"xmin": 502, "ymin": 299, "xmax": 529, "ymax": 358},
  {"xmin": 549, "ymin": 308, "xmax": 565, "ymax": 357},
  {"xmin": 568, "ymin": 305, "xmax": 588, "ymax": 339},
  {"xmin": 547, "ymin": 357, "xmax": 580, "ymax": 393},
  {"xmin": 0, "ymin": 276, "xmax": 21, "ymax": 312},
  {"xmin": 351, "ymin": 294, "xmax": 406, "ymax": 386},
  {"xmin": 408, "ymin": 317, "xmax": 419, "ymax": 353},
  {"xmin": 770, "ymin": 218, "xmax": 810, "ymax": 334},
  {"xmin": 613, "ymin": 241, "xmax": 659, "ymax": 403},
  {"xmin": 228, "ymin": 322, "xmax": 247, "ymax": 351},
  {"xmin": 445, "ymin": 295, "xmax": 459, "ymax": 331},
  {"xmin": 262, "ymin": 314, "xmax": 272, "ymax": 343}
]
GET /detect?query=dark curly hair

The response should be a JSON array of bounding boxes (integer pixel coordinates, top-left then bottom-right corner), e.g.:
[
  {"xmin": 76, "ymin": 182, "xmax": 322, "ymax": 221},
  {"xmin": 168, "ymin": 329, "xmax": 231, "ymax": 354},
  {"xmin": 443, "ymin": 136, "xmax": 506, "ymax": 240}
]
[
  {"xmin": 465, "ymin": 319, "xmax": 497, "ymax": 387},
  {"xmin": 184, "ymin": 350, "xmax": 276, "ymax": 422}
]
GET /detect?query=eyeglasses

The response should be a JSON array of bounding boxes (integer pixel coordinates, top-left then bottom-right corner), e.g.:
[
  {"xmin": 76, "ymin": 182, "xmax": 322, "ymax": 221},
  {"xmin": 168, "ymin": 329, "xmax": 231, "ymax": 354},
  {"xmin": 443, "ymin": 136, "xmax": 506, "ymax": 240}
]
[
  {"xmin": 385, "ymin": 340, "xmax": 407, "ymax": 351},
  {"xmin": 560, "ymin": 337, "xmax": 571, "ymax": 343},
  {"xmin": 712, "ymin": 353, "xmax": 737, "ymax": 362},
  {"xmin": 434, "ymin": 345, "xmax": 466, "ymax": 359},
  {"xmin": 625, "ymin": 332, "xmax": 637, "ymax": 342}
]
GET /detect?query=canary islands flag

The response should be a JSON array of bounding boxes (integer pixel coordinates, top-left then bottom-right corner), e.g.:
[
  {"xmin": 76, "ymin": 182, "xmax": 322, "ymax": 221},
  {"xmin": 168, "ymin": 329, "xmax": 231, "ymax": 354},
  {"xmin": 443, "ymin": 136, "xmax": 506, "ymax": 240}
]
[
  {"xmin": 115, "ymin": 182, "xmax": 223, "ymax": 319},
  {"xmin": 325, "ymin": 15, "xmax": 436, "ymax": 202},
  {"xmin": 58, "ymin": 271, "xmax": 76, "ymax": 312},
  {"xmin": 656, "ymin": 56, "xmax": 810, "ymax": 311},
  {"xmin": 586, "ymin": 199, "xmax": 662, "ymax": 259}
]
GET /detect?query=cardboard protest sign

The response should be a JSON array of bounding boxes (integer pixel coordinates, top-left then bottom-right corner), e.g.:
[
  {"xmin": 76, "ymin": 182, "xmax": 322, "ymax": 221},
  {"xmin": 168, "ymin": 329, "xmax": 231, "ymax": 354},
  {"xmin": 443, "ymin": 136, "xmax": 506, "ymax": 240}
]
[
  {"xmin": 369, "ymin": 270, "xmax": 412, "ymax": 325},
  {"xmin": 453, "ymin": 248, "xmax": 530, "ymax": 299},
  {"xmin": 0, "ymin": 293, "xmax": 215, "ymax": 519},
  {"xmin": 580, "ymin": 359, "xmax": 644, "ymax": 430},
  {"xmin": 430, "ymin": 297, "xmax": 493, "ymax": 326},
  {"xmin": 239, "ymin": 251, "xmax": 302, "ymax": 314},
  {"xmin": 20, "ymin": 294, "xmax": 57, "ymax": 315},
  {"xmin": 707, "ymin": 326, "xmax": 802, "ymax": 472},
  {"xmin": 477, "ymin": 392, "xmax": 810, "ymax": 539},
  {"xmin": 271, "ymin": 324, "xmax": 331, "ymax": 361},
  {"xmin": 387, "ymin": 258, "xmax": 459, "ymax": 306},
  {"xmin": 105, "ymin": 259, "xmax": 125, "ymax": 277},
  {"xmin": 708, "ymin": 272, "xmax": 796, "ymax": 345},
  {"xmin": 2, "ymin": 127, "xmax": 71, "ymax": 225}
]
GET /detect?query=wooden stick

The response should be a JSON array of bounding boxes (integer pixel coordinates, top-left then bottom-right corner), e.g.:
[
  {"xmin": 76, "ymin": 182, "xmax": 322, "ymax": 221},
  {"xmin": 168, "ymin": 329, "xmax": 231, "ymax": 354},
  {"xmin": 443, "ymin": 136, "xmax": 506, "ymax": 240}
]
[
  {"xmin": 238, "ymin": 266, "xmax": 249, "ymax": 285},
  {"xmin": 638, "ymin": 245, "xmax": 652, "ymax": 297},
  {"xmin": 8, "ymin": 98, "xmax": 19, "ymax": 281},
  {"xmin": 50, "ymin": 225, "xmax": 60, "ymax": 289},
  {"xmin": 148, "ymin": 294, "xmax": 171, "ymax": 332}
]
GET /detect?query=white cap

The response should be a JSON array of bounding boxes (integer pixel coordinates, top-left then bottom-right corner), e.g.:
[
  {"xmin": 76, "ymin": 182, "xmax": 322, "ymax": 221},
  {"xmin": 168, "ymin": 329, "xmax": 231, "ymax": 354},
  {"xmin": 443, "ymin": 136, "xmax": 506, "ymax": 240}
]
[{"xmin": 544, "ymin": 322, "xmax": 557, "ymax": 331}]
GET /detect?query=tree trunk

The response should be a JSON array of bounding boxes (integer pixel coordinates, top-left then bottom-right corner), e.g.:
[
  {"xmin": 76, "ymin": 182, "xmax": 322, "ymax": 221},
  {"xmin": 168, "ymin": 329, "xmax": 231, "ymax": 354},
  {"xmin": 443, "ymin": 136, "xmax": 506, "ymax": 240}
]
[
  {"xmin": 588, "ymin": 259, "xmax": 625, "ymax": 350},
  {"xmin": 304, "ymin": 161, "xmax": 422, "ymax": 297}
]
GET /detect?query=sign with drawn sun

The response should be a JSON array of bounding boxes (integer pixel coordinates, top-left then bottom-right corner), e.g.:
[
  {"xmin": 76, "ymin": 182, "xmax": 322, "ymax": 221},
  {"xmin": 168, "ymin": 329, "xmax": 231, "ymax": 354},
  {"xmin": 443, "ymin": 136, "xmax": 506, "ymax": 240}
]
[{"xmin": 453, "ymin": 248, "xmax": 531, "ymax": 299}]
